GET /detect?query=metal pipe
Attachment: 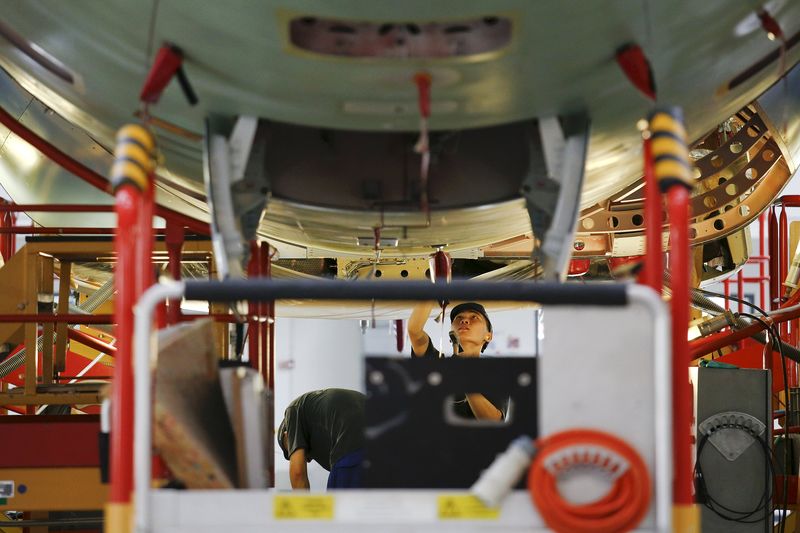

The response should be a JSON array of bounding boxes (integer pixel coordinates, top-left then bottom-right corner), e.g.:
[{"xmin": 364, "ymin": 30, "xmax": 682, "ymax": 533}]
[
  {"xmin": 643, "ymin": 136, "xmax": 662, "ymax": 293},
  {"xmin": 134, "ymin": 280, "xmax": 185, "ymax": 533},
  {"xmin": 67, "ymin": 327, "xmax": 117, "ymax": 354},
  {"xmin": 261, "ymin": 240, "xmax": 274, "ymax": 487},
  {"xmin": 0, "ymin": 105, "xmax": 209, "ymax": 235},
  {"xmin": 781, "ymin": 204, "xmax": 789, "ymax": 310},
  {"xmin": 110, "ymin": 123, "xmax": 157, "ymax": 518},
  {"xmin": 759, "ymin": 213, "xmax": 766, "ymax": 311},
  {"xmin": 260, "ymin": 241, "xmax": 270, "ymax": 385},
  {"xmin": 165, "ymin": 220, "xmax": 184, "ymax": 325},
  {"xmin": 778, "ymin": 195, "xmax": 800, "ymax": 207},
  {"xmin": 0, "ymin": 227, "xmax": 163, "ymax": 235},
  {"xmin": 667, "ymin": 185, "xmax": 693, "ymax": 510},
  {"xmin": 689, "ymin": 297, "xmax": 800, "ymax": 359},
  {"xmin": 0, "ymin": 204, "xmax": 115, "ymax": 212},
  {"xmin": 737, "ymin": 269, "xmax": 744, "ymax": 314},
  {"xmin": 183, "ymin": 279, "xmax": 630, "ymax": 305},
  {"xmin": 0, "ymin": 518, "xmax": 103, "ymax": 527},
  {"xmin": 247, "ymin": 240, "xmax": 260, "ymax": 370},
  {"xmin": 111, "ymin": 184, "xmax": 139, "ymax": 509},
  {"xmin": 648, "ymin": 105, "xmax": 695, "ymax": 523},
  {"xmin": 770, "ymin": 206, "xmax": 780, "ymax": 306},
  {"xmin": 0, "ymin": 313, "xmax": 113, "ymax": 323}
]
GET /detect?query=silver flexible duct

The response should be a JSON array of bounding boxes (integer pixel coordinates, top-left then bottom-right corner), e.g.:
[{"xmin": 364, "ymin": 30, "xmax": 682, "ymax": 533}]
[
  {"xmin": 0, "ymin": 276, "xmax": 116, "ymax": 378},
  {"xmin": 662, "ymin": 270, "xmax": 800, "ymax": 363}
]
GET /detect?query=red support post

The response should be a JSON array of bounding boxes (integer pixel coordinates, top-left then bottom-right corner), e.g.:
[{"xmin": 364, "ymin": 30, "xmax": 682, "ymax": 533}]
[
  {"xmin": 737, "ymin": 270, "xmax": 744, "ymax": 314},
  {"xmin": 648, "ymin": 107, "xmax": 696, "ymax": 528},
  {"xmin": 667, "ymin": 185, "xmax": 693, "ymax": 511},
  {"xmin": 723, "ymin": 278, "xmax": 730, "ymax": 311},
  {"xmin": 110, "ymin": 183, "xmax": 141, "ymax": 513},
  {"xmin": 247, "ymin": 241, "xmax": 261, "ymax": 370},
  {"xmin": 759, "ymin": 213, "xmax": 766, "ymax": 311},
  {"xmin": 259, "ymin": 241, "xmax": 271, "ymax": 385},
  {"xmin": 781, "ymin": 205, "xmax": 789, "ymax": 309},
  {"xmin": 642, "ymin": 137, "xmax": 662, "ymax": 293},
  {"xmin": 107, "ymin": 124, "xmax": 156, "ymax": 531},
  {"xmin": 260, "ymin": 240, "xmax": 274, "ymax": 486},
  {"xmin": 165, "ymin": 220, "xmax": 185, "ymax": 325},
  {"xmin": 770, "ymin": 206, "xmax": 781, "ymax": 306}
]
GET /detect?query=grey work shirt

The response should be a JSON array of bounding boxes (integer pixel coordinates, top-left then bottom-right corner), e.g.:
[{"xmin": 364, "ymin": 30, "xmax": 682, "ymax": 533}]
[{"xmin": 281, "ymin": 388, "xmax": 365, "ymax": 471}]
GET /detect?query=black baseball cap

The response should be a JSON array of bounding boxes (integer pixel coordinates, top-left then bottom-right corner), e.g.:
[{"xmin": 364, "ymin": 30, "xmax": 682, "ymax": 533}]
[{"xmin": 450, "ymin": 302, "xmax": 492, "ymax": 332}]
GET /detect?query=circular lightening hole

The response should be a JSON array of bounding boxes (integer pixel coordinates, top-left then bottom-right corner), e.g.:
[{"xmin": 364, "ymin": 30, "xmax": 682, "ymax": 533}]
[
  {"xmin": 375, "ymin": 269, "xmax": 383, "ymax": 278},
  {"xmin": 692, "ymin": 166, "xmax": 702, "ymax": 180},
  {"xmin": 689, "ymin": 227, "xmax": 698, "ymax": 239},
  {"xmin": 762, "ymin": 149, "xmax": 775, "ymax": 162},
  {"xmin": 747, "ymin": 126, "xmax": 760, "ymax": 138},
  {"xmin": 609, "ymin": 216, "xmax": 619, "ymax": 229},
  {"xmin": 713, "ymin": 219, "xmax": 725, "ymax": 231},
  {"xmin": 745, "ymin": 168, "xmax": 758, "ymax": 180},
  {"xmin": 581, "ymin": 218, "xmax": 595, "ymax": 230},
  {"xmin": 400, "ymin": 269, "xmax": 409, "ymax": 278},
  {"xmin": 729, "ymin": 142, "xmax": 743, "ymax": 154},
  {"xmin": 717, "ymin": 177, "xmax": 727, "ymax": 186},
  {"xmin": 711, "ymin": 155, "xmax": 723, "ymax": 168},
  {"xmin": 725, "ymin": 183, "xmax": 738, "ymax": 196},
  {"xmin": 703, "ymin": 196, "xmax": 717, "ymax": 208},
  {"xmin": 739, "ymin": 205, "xmax": 751, "ymax": 216},
  {"xmin": 632, "ymin": 214, "xmax": 644, "ymax": 226}
]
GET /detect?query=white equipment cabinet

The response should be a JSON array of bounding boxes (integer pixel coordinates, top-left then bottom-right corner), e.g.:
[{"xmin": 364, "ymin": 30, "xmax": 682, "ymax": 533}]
[{"xmin": 132, "ymin": 281, "xmax": 671, "ymax": 532}]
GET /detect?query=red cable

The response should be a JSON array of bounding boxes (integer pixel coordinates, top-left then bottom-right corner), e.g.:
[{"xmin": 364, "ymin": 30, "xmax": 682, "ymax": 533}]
[
  {"xmin": 413, "ymin": 72, "xmax": 432, "ymax": 118},
  {"xmin": 528, "ymin": 429, "xmax": 651, "ymax": 533}
]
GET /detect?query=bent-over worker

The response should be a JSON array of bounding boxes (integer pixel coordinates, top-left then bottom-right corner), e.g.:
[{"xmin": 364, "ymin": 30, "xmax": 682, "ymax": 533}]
[{"xmin": 278, "ymin": 388, "xmax": 365, "ymax": 489}]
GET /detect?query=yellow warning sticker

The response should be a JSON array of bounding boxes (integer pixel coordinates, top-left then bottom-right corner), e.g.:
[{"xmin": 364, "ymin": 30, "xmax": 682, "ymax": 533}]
[
  {"xmin": 437, "ymin": 494, "xmax": 500, "ymax": 520},
  {"xmin": 274, "ymin": 495, "xmax": 334, "ymax": 520}
]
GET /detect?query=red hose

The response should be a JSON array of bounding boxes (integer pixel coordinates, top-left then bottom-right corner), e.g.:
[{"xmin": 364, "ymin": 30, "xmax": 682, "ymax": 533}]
[{"xmin": 528, "ymin": 429, "xmax": 651, "ymax": 533}]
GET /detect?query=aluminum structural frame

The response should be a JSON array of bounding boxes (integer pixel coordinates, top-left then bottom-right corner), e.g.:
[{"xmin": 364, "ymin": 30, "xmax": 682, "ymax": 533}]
[{"xmin": 131, "ymin": 280, "xmax": 670, "ymax": 533}]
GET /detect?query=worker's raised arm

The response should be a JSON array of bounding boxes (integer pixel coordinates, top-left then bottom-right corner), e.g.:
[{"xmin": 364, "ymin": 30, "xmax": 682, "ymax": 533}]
[
  {"xmin": 408, "ymin": 300, "xmax": 437, "ymax": 356},
  {"xmin": 465, "ymin": 393, "xmax": 503, "ymax": 421}
]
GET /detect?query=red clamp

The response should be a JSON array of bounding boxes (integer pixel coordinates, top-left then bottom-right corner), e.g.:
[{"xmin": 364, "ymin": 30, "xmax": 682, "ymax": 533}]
[
  {"xmin": 139, "ymin": 44, "xmax": 198, "ymax": 106},
  {"xmin": 413, "ymin": 72, "xmax": 432, "ymax": 118},
  {"xmin": 615, "ymin": 43, "xmax": 656, "ymax": 101},
  {"xmin": 757, "ymin": 9, "xmax": 784, "ymax": 41}
]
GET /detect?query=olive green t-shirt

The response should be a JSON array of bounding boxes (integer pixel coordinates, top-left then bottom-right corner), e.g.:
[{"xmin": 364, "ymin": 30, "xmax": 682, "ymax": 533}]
[{"xmin": 281, "ymin": 388, "xmax": 365, "ymax": 471}]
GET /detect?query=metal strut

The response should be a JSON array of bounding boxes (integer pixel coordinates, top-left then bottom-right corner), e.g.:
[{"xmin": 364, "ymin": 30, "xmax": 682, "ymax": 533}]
[
  {"xmin": 520, "ymin": 113, "xmax": 591, "ymax": 280},
  {"xmin": 203, "ymin": 115, "xmax": 270, "ymax": 279}
]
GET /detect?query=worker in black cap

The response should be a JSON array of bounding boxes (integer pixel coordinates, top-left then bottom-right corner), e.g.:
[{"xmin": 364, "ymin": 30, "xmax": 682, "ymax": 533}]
[{"xmin": 408, "ymin": 301, "xmax": 506, "ymax": 421}]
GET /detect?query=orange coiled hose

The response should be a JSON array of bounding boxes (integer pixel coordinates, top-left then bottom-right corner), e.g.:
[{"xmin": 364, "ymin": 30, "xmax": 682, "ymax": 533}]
[{"xmin": 528, "ymin": 429, "xmax": 651, "ymax": 533}]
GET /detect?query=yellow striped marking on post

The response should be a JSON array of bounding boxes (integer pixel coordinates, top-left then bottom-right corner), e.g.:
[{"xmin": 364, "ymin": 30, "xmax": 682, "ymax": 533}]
[
  {"xmin": 649, "ymin": 113, "xmax": 686, "ymax": 139},
  {"xmin": 437, "ymin": 494, "xmax": 500, "ymax": 520},
  {"xmin": 654, "ymin": 159, "xmax": 691, "ymax": 182},
  {"xmin": 274, "ymin": 494, "xmax": 334, "ymax": 520},
  {"xmin": 111, "ymin": 160, "xmax": 150, "ymax": 190},
  {"xmin": 651, "ymin": 136, "xmax": 688, "ymax": 158},
  {"xmin": 116, "ymin": 124, "xmax": 155, "ymax": 152}
]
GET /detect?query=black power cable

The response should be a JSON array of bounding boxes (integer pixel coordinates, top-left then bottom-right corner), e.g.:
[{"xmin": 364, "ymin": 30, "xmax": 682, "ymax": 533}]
[
  {"xmin": 689, "ymin": 286, "xmax": 791, "ymax": 529},
  {"xmin": 694, "ymin": 423, "xmax": 776, "ymax": 523},
  {"xmin": 739, "ymin": 311, "xmax": 791, "ymax": 533}
]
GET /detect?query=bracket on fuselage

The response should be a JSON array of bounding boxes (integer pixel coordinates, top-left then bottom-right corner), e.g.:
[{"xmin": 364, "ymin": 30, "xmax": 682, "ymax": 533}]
[
  {"xmin": 520, "ymin": 113, "xmax": 590, "ymax": 280},
  {"xmin": 203, "ymin": 115, "xmax": 270, "ymax": 279}
]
